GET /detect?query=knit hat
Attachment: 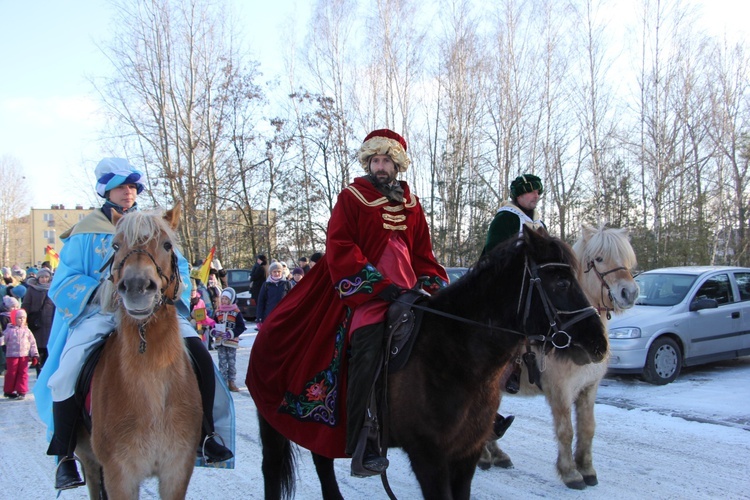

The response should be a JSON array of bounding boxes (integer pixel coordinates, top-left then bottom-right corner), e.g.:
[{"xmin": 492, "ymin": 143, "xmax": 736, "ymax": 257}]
[
  {"xmin": 357, "ymin": 129, "xmax": 411, "ymax": 173},
  {"xmin": 95, "ymin": 158, "xmax": 146, "ymax": 198},
  {"xmin": 221, "ymin": 287, "xmax": 236, "ymax": 304},
  {"xmin": 292, "ymin": 267, "xmax": 304, "ymax": 276},
  {"xmin": 269, "ymin": 262, "xmax": 283, "ymax": 273},
  {"xmin": 3, "ymin": 296, "xmax": 19, "ymax": 309},
  {"xmin": 12, "ymin": 268, "xmax": 26, "ymax": 281},
  {"xmin": 11, "ymin": 284, "xmax": 26, "ymax": 300},
  {"xmin": 510, "ymin": 174, "xmax": 544, "ymax": 198},
  {"xmin": 27, "ymin": 267, "xmax": 39, "ymax": 276},
  {"xmin": 37, "ymin": 268, "xmax": 52, "ymax": 280},
  {"xmin": 1, "ymin": 267, "xmax": 9, "ymax": 277},
  {"xmin": 14, "ymin": 308, "xmax": 27, "ymax": 325},
  {"xmin": 310, "ymin": 252, "xmax": 323, "ymax": 263}
]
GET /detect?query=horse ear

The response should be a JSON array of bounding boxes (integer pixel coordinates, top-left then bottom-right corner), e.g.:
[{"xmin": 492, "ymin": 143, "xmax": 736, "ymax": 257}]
[
  {"xmin": 581, "ymin": 223, "xmax": 596, "ymax": 241},
  {"xmin": 165, "ymin": 202, "xmax": 182, "ymax": 230}
]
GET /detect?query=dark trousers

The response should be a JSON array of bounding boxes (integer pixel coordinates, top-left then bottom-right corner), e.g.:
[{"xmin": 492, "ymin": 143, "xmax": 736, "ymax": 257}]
[{"xmin": 345, "ymin": 322, "xmax": 385, "ymax": 455}]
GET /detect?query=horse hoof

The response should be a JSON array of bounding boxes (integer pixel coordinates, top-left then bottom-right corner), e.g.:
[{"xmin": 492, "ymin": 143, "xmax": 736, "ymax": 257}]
[
  {"xmin": 494, "ymin": 459, "xmax": 513, "ymax": 469},
  {"xmin": 564, "ymin": 479, "xmax": 587, "ymax": 490},
  {"xmin": 583, "ymin": 475, "xmax": 598, "ymax": 486},
  {"xmin": 477, "ymin": 461, "xmax": 491, "ymax": 471}
]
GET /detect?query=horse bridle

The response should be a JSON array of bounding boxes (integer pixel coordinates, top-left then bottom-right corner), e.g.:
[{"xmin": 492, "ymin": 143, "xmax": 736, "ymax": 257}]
[
  {"xmin": 401, "ymin": 256, "xmax": 597, "ymax": 348},
  {"xmin": 102, "ymin": 245, "xmax": 181, "ymax": 353},
  {"xmin": 519, "ymin": 258, "xmax": 598, "ymax": 349},
  {"xmin": 584, "ymin": 259, "xmax": 630, "ymax": 320}
]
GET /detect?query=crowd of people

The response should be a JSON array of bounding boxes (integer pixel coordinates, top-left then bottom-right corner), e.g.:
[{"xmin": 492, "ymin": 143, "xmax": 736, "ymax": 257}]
[{"xmin": 0, "ymin": 128, "xmax": 547, "ymax": 489}]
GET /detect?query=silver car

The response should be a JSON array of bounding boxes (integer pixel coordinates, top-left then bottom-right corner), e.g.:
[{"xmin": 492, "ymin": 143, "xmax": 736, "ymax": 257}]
[{"xmin": 608, "ymin": 266, "xmax": 750, "ymax": 384}]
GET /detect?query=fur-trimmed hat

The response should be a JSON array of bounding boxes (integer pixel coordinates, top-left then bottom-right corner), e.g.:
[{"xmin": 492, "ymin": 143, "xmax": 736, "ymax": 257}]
[
  {"xmin": 357, "ymin": 129, "xmax": 411, "ymax": 173},
  {"xmin": 510, "ymin": 174, "xmax": 544, "ymax": 198},
  {"xmin": 95, "ymin": 158, "xmax": 146, "ymax": 198},
  {"xmin": 221, "ymin": 287, "xmax": 236, "ymax": 304}
]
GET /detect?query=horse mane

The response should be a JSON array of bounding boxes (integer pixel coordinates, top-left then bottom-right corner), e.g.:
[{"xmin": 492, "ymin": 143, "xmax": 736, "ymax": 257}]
[
  {"xmin": 572, "ymin": 224, "xmax": 637, "ymax": 270},
  {"xmin": 436, "ymin": 229, "xmax": 579, "ymax": 316},
  {"xmin": 97, "ymin": 208, "xmax": 182, "ymax": 313}
]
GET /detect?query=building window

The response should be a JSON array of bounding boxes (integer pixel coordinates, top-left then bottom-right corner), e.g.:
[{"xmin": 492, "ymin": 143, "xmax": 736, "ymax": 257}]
[
  {"xmin": 43, "ymin": 213, "xmax": 55, "ymax": 221},
  {"xmin": 44, "ymin": 230, "xmax": 56, "ymax": 245}
]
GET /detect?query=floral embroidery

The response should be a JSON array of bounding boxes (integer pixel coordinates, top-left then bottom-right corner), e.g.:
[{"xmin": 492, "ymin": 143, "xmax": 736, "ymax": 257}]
[
  {"xmin": 279, "ymin": 311, "xmax": 349, "ymax": 426},
  {"xmin": 336, "ymin": 264, "xmax": 384, "ymax": 298},
  {"xmin": 420, "ymin": 275, "xmax": 448, "ymax": 293}
]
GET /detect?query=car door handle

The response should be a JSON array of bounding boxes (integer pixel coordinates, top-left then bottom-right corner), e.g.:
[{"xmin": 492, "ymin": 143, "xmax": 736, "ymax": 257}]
[{"xmin": 732, "ymin": 311, "xmax": 740, "ymax": 319}]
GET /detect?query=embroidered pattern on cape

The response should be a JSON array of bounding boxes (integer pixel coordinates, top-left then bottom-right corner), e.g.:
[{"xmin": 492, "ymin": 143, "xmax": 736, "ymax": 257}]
[
  {"xmin": 279, "ymin": 310, "xmax": 349, "ymax": 426},
  {"xmin": 335, "ymin": 263, "xmax": 384, "ymax": 298}
]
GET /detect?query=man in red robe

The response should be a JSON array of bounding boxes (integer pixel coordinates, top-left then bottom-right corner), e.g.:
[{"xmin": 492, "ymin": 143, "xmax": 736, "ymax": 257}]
[{"xmin": 247, "ymin": 129, "xmax": 448, "ymax": 477}]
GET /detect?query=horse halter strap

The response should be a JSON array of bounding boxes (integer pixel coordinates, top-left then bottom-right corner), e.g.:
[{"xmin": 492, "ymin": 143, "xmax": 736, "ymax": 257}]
[
  {"xmin": 520, "ymin": 258, "xmax": 598, "ymax": 350},
  {"xmin": 106, "ymin": 247, "xmax": 181, "ymax": 354},
  {"xmin": 584, "ymin": 260, "xmax": 629, "ymax": 320}
]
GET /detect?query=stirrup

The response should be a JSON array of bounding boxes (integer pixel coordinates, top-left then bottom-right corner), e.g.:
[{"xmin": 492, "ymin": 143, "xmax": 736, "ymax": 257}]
[
  {"xmin": 55, "ymin": 455, "xmax": 86, "ymax": 490},
  {"xmin": 199, "ymin": 432, "xmax": 233, "ymax": 463}
]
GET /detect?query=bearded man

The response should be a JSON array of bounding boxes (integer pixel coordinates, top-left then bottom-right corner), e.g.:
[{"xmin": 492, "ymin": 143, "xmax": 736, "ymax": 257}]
[{"xmin": 247, "ymin": 129, "xmax": 448, "ymax": 477}]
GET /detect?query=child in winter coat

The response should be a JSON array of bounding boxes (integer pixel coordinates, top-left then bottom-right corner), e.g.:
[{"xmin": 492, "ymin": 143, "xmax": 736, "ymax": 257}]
[
  {"xmin": 212, "ymin": 287, "xmax": 246, "ymax": 392},
  {"xmin": 256, "ymin": 262, "xmax": 291, "ymax": 329},
  {"xmin": 3, "ymin": 309, "xmax": 39, "ymax": 399}
]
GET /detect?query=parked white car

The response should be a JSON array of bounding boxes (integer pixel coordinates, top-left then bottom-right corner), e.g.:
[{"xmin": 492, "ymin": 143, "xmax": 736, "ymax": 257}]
[{"xmin": 608, "ymin": 266, "xmax": 750, "ymax": 384}]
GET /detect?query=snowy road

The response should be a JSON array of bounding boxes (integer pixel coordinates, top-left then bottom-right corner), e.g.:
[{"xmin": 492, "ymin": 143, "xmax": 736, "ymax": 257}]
[{"xmin": 3, "ymin": 330, "xmax": 749, "ymax": 499}]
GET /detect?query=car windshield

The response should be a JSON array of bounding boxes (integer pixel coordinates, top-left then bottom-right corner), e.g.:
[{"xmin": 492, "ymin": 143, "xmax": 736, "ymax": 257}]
[{"xmin": 635, "ymin": 273, "xmax": 698, "ymax": 306}]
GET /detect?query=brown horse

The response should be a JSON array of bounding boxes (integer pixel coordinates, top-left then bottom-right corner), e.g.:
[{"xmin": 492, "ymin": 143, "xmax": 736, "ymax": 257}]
[
  {"xmin": 479, "ymin": 224, "xmax": 638, "ymax": 489},
  {"xmin": 257, "ymin": 228, "xmax": 608, "ymax": 499},
  {"xmin": 75, "ymin": 205, "xmax": 202, "ymax": 499}
]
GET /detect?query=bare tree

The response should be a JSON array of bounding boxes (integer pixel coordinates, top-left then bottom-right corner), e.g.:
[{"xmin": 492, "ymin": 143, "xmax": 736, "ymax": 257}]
[{"xmin": 0, "ymin": 155, "xmax": 31, "ymax": 265}]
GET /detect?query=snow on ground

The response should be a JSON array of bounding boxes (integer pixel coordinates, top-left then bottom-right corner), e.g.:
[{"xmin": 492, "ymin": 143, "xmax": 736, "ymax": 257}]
[{"xmin": 2, "ymin": 326, "xmax": 749, "ymax": 499}]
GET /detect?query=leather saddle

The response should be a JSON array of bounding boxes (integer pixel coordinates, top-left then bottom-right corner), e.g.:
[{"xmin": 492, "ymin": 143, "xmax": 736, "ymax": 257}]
[{"xmin": 385, "ymin": 289, "xmax": 428, "ymax": 373}]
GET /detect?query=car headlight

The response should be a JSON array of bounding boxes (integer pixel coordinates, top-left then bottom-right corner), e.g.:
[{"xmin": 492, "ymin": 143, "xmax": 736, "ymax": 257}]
[{"xmin": 608, "ymin": 327, "xmax": 641, "ymax": 339}]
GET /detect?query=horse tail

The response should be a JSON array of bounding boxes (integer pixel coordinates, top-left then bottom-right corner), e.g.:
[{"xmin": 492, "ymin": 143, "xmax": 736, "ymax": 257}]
[{"xmin": 258, "ymin": 413, "xmax": 297, "ymax": 500}]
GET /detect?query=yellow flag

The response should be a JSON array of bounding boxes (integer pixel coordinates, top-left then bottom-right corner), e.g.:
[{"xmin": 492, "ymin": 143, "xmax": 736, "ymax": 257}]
[
  {"xmin": 194, "ymin": 246, "xmax": 215, "ymax": 285},
  {"xmin": 45, "ymin": 245, "xmax": 60, "ymax": 269}
]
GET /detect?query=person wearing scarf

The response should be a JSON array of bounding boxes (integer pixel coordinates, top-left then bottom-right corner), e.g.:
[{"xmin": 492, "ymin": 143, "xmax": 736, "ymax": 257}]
[
  {"xmin": 246, "ymin": 129, "xmax": 448, "ymax": 477},
  {"xmin": 254, "ymin": 262, "xmax": 291, "ymax": 329},
  {"xmin": 21, "ymin": 268, "xmax": 54, "ymax": 374},
  {"xmin": 34, "ymin": 158, "xmax": 234, "ymax": 491},
  {"xmin": 212, "ymin": 287, "xmax": 246, "ymax": 392}
]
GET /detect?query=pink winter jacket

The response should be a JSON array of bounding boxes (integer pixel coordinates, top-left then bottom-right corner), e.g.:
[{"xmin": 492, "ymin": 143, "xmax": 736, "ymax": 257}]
[{"xmin": 2, "ymin": 324, "xmax": 39, "ymax": 358}]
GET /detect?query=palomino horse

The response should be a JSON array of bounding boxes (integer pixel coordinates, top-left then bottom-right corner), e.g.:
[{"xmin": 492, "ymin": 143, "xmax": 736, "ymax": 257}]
[
  {"xmin": 257, "ymin": 228, "xmax": 607, "ymax": 499},
  {"xmin": 479, "ymin": 224, "xmax": 638, "ymax": 489},
  {"xmin": 75, "ymin": 205, "xmax": 202, "ymax": 499}
]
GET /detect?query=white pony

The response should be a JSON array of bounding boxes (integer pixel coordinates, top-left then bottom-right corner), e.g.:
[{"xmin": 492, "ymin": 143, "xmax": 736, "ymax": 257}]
[{"xmin": 479, "ymin": 224, "xmax": 638, "ymax": 489}]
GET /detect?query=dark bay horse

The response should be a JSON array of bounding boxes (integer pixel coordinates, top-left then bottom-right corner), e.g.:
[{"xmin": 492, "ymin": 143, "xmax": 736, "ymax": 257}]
[
  {"xmin": 258, "ymin": 228, "xmax": 607, "ymax": 499},
  {"xmin": 75, "ymin": 205, "xmax": 202, "ymax": 499},
  {"xmin": 479, "ymin": 224, "xmax": 638, "ymax": 489}
]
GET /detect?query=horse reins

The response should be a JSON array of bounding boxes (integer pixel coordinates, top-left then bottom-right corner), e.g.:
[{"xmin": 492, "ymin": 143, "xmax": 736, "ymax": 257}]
[
  {"xmin": 584, "ymin": 260, "xmax": 629, "ymax": 320},
  {"xmin": 101, "ymin": 246, "xmax": 181, "ymax": 353},
  {"xmin": 399, "ymin": 257, "xmax": 597, "ymax": 348}
]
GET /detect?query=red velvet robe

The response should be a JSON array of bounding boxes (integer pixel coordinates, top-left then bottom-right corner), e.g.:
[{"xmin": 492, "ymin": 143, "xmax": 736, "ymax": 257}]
[{"xmin": 246, "ymin": 177, "xmax": 448, "ymax": 458}]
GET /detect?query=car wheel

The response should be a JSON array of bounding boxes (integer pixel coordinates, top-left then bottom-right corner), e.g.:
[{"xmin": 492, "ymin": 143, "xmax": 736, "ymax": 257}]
[{"xmin": 643, "ymin": 337, "xmax": 682, "ymax": 385}]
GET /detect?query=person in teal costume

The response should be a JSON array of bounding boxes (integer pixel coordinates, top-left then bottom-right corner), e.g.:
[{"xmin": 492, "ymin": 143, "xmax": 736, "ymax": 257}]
[{"xmin": 34, "ymin": 158, "xmax": 235, "ymax": 491}]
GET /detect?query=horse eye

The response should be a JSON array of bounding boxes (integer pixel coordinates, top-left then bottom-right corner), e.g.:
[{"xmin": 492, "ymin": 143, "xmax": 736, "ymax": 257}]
[
  {"xmin": 112, "ymin": 243, "xmax": 120, "ymax": 251},
  {"xmin": 557, "ymin": 278, "xmax": 571, "ymax": 288},
  {"xmin": 595, "ymin": 256, "xmax": 603, "ymax": 263},
  {"xmin": 163, "ymin": 241, "xmax": 173, "ymax": 251}
]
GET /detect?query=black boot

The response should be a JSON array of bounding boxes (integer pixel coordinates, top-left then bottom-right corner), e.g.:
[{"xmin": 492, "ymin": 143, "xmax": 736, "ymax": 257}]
[
  {"xmin": 185, "ymin": 337, "xmax": 233, "ymax": 464},
  {"xmin": 199, "ymin": 433, "xmax": 233, "ymax": 463},
  {"xmin": 55, "ymin": 456, "xmax": 85, "ymax": 490},
  {"xmin": 345, "ymin": 323, "xmax": 388, "ymax": 477}
]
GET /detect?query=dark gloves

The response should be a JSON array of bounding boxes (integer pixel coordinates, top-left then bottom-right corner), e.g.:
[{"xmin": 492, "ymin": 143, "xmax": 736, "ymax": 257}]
[{"xmin": 378, "ymin": 284, "xmax": 403, "ymax": 302}]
